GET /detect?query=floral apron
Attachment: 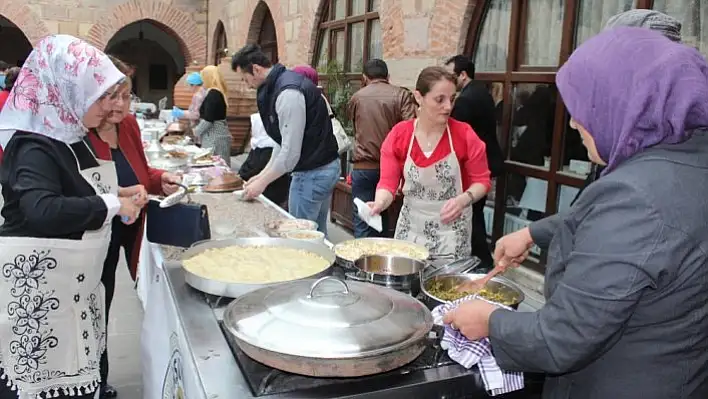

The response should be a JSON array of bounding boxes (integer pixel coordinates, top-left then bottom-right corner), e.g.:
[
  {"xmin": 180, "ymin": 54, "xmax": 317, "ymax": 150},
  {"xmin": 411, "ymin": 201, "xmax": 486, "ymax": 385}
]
[
  {"xmin": 0, "ymin": 142, "xmax": 116, "ymax": 399},
  {"xmin": 395, "ymin": 120, "xmax": 473, "ymax": 267}
]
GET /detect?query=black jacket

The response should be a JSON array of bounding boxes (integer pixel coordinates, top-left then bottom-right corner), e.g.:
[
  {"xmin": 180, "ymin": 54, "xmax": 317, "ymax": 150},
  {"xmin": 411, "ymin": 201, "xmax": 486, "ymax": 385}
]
[{"xmin": 451, "ymin": 81, "xmax": 504, "ymax": 177}]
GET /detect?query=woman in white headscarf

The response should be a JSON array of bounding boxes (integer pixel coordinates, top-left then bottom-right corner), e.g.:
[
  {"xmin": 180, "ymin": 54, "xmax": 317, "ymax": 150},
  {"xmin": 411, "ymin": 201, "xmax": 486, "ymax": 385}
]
[{"xmin": 0, "ymin": 35, "xmax": 143, "ymax": 399}]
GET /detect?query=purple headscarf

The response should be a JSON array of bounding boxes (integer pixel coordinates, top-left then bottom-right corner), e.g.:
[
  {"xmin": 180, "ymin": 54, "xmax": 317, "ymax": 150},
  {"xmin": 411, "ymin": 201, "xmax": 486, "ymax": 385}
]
[
  {"xmin": 556, "ymin": 27, "xmax": 708, "ymax": 174},
  {"xmin": 292, "ymin": 65, "xmax": 319, "ymax": 86}
]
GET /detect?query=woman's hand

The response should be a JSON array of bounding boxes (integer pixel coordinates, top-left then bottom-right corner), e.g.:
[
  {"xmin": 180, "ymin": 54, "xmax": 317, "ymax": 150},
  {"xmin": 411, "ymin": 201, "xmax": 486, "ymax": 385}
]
[
  {"xmin": 494, "ymin": 227, "xmax": 534, "ymax": 270},
  {"xmin": 119, "ymin": 184, "xmax": 148, "ymax": 207},
  {"xmin": 118, "ymin": 197, "xmax": 141, "ymax": 225},
  {"xmin": 161, "ymin": 172, "xmax": 182, "ymax": 195},
  {"xmin": 366, "ymin": 201, "xmax": 385, "ymax": 216},
  {"xmin": 440, "ymin": 194, "xmax": 471, "ymax": 224},
  {"xmin": 442, "ymin": 299, "xmax": 500, "ymax": 341}
]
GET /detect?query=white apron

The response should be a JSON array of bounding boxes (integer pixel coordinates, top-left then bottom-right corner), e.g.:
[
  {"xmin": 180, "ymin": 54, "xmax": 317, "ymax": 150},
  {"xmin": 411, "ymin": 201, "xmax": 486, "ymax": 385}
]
[
  {"xmin": 0, "ymin": 142, "xmax": 117, "ymax": 399},
  {"xmin": 394, "ymin": 120, "xmax": 473, "ymax": 266}
]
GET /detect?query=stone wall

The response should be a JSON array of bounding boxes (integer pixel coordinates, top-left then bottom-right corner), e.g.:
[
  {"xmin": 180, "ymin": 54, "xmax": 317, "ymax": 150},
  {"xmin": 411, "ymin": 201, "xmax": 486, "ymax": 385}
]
[
  {"xmin": 1, "ymin": 0, "xmax": 209, "ymax": 66},
  {"xmin": 207, "ymin": 0, "xmax": 481, "ymax": 88}
]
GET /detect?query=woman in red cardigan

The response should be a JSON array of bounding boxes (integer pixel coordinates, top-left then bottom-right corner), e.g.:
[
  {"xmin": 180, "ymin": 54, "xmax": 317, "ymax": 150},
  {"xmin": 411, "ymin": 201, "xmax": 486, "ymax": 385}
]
[
  {"xmin": 87, "ymin": 56, "xmax": 181, "ymax": 398},
  {"xmin": 368, "ymin": 66, "xmax": 491, "ymax": 265}
]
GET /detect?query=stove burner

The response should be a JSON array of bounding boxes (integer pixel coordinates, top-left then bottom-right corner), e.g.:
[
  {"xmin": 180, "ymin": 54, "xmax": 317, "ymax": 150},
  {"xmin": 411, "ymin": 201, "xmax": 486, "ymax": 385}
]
[{"xmin": 218, "ymin": 321, "xmax": 458, "ymax": 397}]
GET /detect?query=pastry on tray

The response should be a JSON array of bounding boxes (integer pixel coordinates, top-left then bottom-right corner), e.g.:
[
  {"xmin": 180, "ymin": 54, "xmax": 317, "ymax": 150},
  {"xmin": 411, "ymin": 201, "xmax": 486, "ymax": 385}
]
[{"xmin": 205, "ymin": 172, "xmax": 243, "ymax": 192}]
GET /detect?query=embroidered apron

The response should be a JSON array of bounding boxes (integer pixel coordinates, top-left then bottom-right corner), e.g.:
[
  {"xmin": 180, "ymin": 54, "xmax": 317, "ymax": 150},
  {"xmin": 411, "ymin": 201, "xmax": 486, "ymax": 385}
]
[
  {"xmin": 394, "ymin": 120, "xmax": 473, "ymax": 267},
  {"xmin": 0, "ymin": 142, "xmax": 117, "ymax": 399}
]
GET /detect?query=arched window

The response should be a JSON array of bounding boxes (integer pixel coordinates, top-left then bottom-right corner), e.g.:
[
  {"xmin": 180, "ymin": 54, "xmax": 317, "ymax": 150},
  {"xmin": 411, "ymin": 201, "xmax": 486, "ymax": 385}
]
[
  {"xmin": 313, "ymin": 0, "xmax": 382, "ymax": 74},
  {"xmin": 469, "ymin": 0, "xmax": 654, "ymax": 269}
]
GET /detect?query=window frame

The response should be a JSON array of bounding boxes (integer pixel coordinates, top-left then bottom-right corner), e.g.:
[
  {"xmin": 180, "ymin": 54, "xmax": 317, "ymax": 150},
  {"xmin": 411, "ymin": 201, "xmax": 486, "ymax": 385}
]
[
  {"xmin": 466, "ymin": 0, "xmax": 653, "ymax": 271},
  {"xmin": 313, "ymin": 0, "xmax": 381, "ymax": 76}
]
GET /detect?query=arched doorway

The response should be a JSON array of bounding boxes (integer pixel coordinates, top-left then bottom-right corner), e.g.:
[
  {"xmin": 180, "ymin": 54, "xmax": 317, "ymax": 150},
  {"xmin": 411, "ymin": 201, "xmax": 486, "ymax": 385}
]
[
  {"xmin": 105, "ymin": 20, "xmax": 186, "ymax": 107},
  {"xmin": 0, "ymin": 15, "xmax": 32, "ymax": 67},
  {"xmin": 248, "ymin": 1, "xmax": 279, "ymax": 63},
  {"xmin": 212, "ymin": 20, "xmax": 228, "ymax": 65}
]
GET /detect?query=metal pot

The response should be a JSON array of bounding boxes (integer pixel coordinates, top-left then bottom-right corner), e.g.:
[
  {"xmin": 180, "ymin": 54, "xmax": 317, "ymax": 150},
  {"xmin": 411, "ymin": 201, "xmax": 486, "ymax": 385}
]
[
  {"xmin": 223, "ymin": 276, "xmax": 434, "ymax": 377},
  {"xmin": 347, "ymin": 254, "xmax": 425, "ymax": 295},
  {"xmin": 420, "ymin": 273, "xmax": 526, "ymax": 310}
]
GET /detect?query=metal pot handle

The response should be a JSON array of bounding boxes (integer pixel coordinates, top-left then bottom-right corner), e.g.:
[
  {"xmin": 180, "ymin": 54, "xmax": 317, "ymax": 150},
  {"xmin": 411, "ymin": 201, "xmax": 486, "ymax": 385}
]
[{"xmin": 307, "ymin": 276, "xmax": 350, "ymax": 298}]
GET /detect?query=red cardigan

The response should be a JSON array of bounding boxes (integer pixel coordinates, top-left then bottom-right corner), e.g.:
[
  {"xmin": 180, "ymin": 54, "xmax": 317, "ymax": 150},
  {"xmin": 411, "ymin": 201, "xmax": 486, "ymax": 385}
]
[
  {"xmin": 378, "ymin": 118, "xmax": 491, "ymax": 194},
  {"xmin": 87, "ymin": 114, "xmax": 165, "ymax": 280}
]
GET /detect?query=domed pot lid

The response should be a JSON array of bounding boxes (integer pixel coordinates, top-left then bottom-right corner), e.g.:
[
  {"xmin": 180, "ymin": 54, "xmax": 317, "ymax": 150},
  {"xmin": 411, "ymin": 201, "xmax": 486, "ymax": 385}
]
[{"xmin": 223, "ymin": 276, "xmax": 433, "ymax": 359}]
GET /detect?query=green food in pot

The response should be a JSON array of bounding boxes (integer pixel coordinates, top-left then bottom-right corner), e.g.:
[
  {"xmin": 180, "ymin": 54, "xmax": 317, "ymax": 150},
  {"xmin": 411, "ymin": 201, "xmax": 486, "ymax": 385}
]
[{"xmin": 426, "ymin": 279, "xmax": 519, "ymax": 306}]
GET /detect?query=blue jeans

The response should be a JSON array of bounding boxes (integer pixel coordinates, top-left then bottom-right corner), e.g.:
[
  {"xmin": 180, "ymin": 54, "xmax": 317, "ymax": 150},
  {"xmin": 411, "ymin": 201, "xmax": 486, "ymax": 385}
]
[
  {"xmin": 351, "ymin": 169, "xmax": 388, "ymax": 238},
  {"xmin": 289, "ymin": 159, "xmax": 341, "ymax": 237}
]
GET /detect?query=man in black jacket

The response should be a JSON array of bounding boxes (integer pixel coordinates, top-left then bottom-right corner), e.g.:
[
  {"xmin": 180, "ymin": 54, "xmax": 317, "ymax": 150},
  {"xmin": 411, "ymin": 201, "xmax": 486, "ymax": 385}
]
[
  {"xmin": 233, "ymin": 44, "xmax": 340, "ymax": 236},
  {"xmin": 446, "ymin": 55, "xmax": 504, "ymax": 267}
]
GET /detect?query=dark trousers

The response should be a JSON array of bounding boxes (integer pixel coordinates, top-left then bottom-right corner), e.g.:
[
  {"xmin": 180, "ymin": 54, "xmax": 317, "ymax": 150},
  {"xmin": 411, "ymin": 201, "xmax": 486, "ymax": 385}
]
[
  {"xmin": 239, "ymin": 147, "xmax": 290, "ymax": 207},
  {"xmin": 351, "ymin": 169, "xmax": 388, "ymax": 238},
  {"xmin": 99, "ymin": 218, "xmax": 139, "ymax": 389},
  {"xmin": 471, "ymin": 197, "xmax": 493, "ymax": 269},
  {"xmin": 0, "ymin": 381, "xmax": 96, "ymax": 399}
]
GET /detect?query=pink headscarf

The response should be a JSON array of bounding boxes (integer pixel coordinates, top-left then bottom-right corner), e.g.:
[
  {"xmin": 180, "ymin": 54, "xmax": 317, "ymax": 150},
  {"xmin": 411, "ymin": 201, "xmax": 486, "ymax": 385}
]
[
  {"xmin": 0, "ymin": 34, "xmax": 125, "ymax": 147},
  {"xmin": 292, "ymin": 65, "xmax": 319, "ymax": 86}
]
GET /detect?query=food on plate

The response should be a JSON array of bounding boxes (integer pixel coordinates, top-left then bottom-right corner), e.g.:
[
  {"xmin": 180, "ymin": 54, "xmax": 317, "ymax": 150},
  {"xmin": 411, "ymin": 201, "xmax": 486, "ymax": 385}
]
[
  {"xmin": 334, "ymin": 239, "xmax": 429, "ymax": 262},
  {"xmin": 287, "ymin": 231, "xmax": 321, "ymax": 240},
  {"xmin": 166, "ymin": 150, "xmax": 188, "ymax": 159},
  {"xmin": 425, "ymin": 279, "xmax": 519, "ymax": 306},
  {"xmin": 183, "ymin": 245, "xmax": 330, "ymax": 283},
  {"xmin": 265, "ymin": 219, "xmax": 318, "ymax": 237},
  {"xmin": 205, "ymin": 172, "xmax": 243, "ymax": 191}
]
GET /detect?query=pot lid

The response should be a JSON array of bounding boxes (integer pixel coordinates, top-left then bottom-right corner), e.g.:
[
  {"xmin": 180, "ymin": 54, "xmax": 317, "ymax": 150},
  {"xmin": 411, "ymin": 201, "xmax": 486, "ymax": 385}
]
[{"xmin": 223, "ymin": 276, "xmax": 433, "ymax": 359}]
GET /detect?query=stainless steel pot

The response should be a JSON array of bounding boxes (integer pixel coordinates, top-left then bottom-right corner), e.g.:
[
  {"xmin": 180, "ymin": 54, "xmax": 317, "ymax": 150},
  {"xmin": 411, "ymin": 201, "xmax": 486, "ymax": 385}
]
[
  {"xmin": 333, "ymin": 237, "xmax": 430, "ymax": 270},
  {"xmin": 223, "ymin": 276, "xmax": 434, "ymax": 377},
  {"xmin": 180, "ymin": 237, "xmax": 336, "ymax": 298},
  {"xmin": 420, "ymin": 273, "xmax": 526, "ymax": 310},
  {"xmin": 347, "ymin": 254, "xmax": 425, "ymax": 294}
]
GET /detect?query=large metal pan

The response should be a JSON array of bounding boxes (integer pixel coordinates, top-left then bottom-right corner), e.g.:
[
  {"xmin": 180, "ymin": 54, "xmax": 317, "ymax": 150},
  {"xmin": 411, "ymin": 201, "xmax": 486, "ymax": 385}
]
[
  {"xmin": 333, "ymin": 237, "xmax": 430, "ymax": 269},
  {"xmin": 421, "ymin": 273, "xmax": 526, "ymax": 310},
  {"xmin": 223, "ymin": 276, "xmax": 436, "ymax": 377},
  {"xmin": 181, "ymin": 237, "xmax": 336, "ymax": 298}
]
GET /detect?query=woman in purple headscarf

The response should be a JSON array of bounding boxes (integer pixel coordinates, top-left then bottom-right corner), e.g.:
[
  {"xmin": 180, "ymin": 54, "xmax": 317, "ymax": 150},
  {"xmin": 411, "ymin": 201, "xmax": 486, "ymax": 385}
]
[{"xmin": 444, "ymin": 28, "xmax": 708, "ymax": 398}]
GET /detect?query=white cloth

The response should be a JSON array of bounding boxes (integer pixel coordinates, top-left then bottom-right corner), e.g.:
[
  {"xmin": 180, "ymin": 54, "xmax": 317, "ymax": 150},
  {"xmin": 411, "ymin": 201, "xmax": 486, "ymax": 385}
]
[
  {"xmin": 0, "ymin": 143, "xmax": 117, "ymax": 399},
  {"xmin": 0, "ymin": 34, "xmax": 125, "ymax": 148},
  {"xmin": 394, "ymin": 120, "xmax": 473, "ymax": 267},
  {"xmin": 249, "ymin": 113, "xmax": 277, "ymax": 149}
]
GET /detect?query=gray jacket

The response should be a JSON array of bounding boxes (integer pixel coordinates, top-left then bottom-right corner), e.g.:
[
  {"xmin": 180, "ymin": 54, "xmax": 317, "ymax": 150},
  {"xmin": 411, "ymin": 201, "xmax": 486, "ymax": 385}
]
[{"xmin": 489, "ymin": 133, "xmax": 708, "ymax": 399}]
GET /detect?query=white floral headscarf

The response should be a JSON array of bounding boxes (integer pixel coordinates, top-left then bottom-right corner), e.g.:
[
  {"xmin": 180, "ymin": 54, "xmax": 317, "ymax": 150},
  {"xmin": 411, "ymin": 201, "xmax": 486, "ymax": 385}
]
[{"xmin": 0, "ymin": 34, "xmax": 125, "ymax": 148}]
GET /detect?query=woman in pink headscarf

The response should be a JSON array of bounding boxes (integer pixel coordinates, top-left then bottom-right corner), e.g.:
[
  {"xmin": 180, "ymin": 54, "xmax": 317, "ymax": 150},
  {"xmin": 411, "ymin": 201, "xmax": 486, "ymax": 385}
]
[{"xmin": 0, "ymin": 35, "xmax": 144, "ymax": 399}]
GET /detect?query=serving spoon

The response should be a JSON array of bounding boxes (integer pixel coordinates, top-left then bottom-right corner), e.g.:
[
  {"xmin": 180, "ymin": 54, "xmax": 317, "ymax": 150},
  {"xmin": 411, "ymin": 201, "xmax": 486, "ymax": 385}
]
[{"xmin": 454, "ymin": 264, "xmax": 505, "ymax": 294}]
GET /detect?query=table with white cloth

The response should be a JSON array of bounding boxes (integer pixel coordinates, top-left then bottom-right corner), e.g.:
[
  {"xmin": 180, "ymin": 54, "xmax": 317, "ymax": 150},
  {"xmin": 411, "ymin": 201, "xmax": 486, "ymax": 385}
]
[{"xmin": 136, "ymin": 192, "xmax": 293, "ymax": 399}]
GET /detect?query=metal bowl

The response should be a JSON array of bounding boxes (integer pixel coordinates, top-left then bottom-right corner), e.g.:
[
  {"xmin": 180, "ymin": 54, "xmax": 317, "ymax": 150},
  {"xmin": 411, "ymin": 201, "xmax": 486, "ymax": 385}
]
[
  {"xmin": 181, "ymin": 237, "xmax": 336, "ymax": 298},
  {"xmin": 420, "ymin": 273, "xmax": 526, "ymax": 310},
  {"xmin": 354, "ymin": 254, "xmax": 426, "ymax": 276}
]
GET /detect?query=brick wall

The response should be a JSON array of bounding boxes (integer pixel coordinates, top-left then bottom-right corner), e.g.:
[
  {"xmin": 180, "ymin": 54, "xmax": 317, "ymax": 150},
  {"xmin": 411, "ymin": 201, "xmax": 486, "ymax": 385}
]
[
  {"xmin": 1, "ymin": 0, "xmax": 209, "ymax": 66},
  {"xmin": 3, "ymin": 0, "xmax": 480, "ymax": 85},
  {"xmin": 207, "ymin": 0, "xmax": 481, "ymax": 88}
]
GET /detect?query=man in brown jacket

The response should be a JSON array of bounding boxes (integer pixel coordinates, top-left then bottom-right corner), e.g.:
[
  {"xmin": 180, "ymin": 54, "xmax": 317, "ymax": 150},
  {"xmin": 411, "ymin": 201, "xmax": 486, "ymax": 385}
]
[{"xmin": 348, "ymin": 59, "xmax": 417, "ymax": 237}]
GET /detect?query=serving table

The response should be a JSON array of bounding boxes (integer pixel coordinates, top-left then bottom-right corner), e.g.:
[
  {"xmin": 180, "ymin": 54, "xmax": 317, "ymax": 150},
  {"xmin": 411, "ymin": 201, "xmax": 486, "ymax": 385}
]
[{"xmin": 137, "ymin": 193, "xmax": 544, "ymax": 399}]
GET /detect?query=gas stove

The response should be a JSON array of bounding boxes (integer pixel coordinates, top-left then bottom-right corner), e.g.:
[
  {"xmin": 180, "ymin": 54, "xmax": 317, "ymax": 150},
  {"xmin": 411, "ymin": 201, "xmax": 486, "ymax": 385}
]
[{"xmin": 202, "ymin": 292, "xmax": 544, "ymax": 398}]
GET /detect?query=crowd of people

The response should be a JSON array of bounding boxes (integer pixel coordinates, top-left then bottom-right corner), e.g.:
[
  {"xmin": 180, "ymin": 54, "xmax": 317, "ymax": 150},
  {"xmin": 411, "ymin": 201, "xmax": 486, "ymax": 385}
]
[{"xmin": 0, "ymin": 7, "xmax": 707, "ymax": 399}]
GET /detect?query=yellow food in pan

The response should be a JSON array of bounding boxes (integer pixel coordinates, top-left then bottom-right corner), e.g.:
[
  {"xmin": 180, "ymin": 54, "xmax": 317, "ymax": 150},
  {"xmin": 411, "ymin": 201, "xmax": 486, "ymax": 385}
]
[
  {"xmin": 183, "ymin": 245, "xmax": 330, "ymax": 284},
  {"xmin": 335, "ymin": 240, "xmax": 428, "ymax": 262}
]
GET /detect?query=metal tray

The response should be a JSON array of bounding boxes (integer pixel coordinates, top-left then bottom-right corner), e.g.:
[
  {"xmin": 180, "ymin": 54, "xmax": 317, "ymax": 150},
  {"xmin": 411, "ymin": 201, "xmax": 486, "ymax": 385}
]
[
  {"xmin": 181, "ymin": 237, "xmax": 336, "ymax": 298},
  {"xmin": 333, "ymin": 237, "xmax": 430, "ymax": 269}
]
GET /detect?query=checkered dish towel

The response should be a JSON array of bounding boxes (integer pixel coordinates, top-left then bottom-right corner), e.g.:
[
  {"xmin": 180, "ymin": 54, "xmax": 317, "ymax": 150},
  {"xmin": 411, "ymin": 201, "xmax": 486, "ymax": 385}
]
[{"xmin": 432, "ymin": 295, "xmax": 525, "ymax": 396}]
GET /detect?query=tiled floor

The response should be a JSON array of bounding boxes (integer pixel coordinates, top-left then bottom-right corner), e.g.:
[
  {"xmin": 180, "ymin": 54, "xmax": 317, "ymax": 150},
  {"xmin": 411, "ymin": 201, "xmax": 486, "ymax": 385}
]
[{"xmin": 107, "ymin": 220, "xmax": 354, "ymax": 398}]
